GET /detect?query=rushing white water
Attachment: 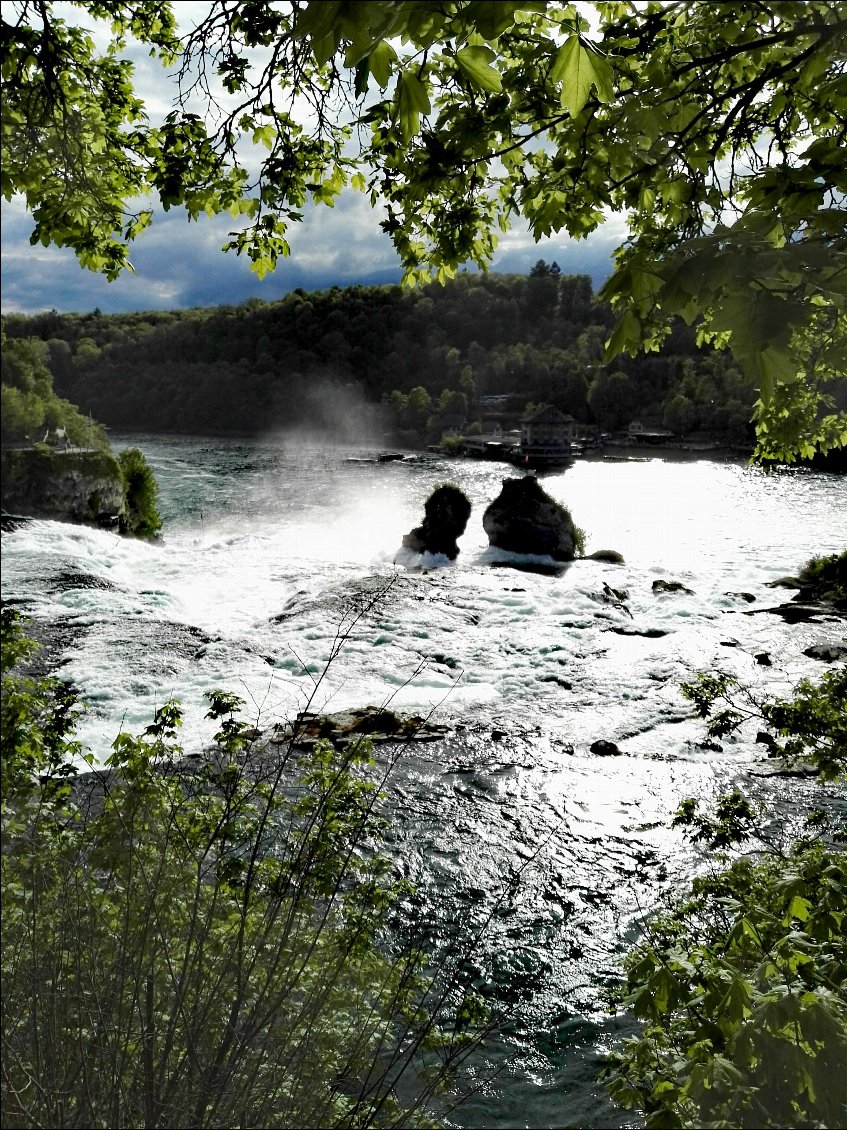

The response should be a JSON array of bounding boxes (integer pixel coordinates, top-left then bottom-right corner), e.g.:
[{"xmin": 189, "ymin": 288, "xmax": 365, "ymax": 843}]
[
  {"xmin": 3, "ymin": 435, "xmax": 845, "ymax": 1128},
  {"xmin": 3, "ymin": 437, "xmax": 843, "ymax": 755}
]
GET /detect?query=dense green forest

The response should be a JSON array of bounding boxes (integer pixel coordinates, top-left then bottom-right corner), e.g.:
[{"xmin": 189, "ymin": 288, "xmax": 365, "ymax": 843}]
[
  {"xmin": 4, "ymin": 267, "xmax": 766, "ymax": 446},
  {"xmin": 1, "ymin": 324, "xmax": 108, "ymax": 450}
]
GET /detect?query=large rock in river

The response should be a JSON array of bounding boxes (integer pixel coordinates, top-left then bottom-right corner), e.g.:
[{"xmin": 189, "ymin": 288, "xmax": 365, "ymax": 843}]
[
  {"xmin": 402, "ymin": 483, "xmax": 472, "ymax": 559},
  {"xmin": 483, "ymin": 475, "xmax": 578, "ymax": 560}
]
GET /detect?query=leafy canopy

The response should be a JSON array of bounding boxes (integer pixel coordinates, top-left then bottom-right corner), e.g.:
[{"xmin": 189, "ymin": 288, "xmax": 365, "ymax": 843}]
[{"xmin": 2, "ymin": 1, "xmax": 846, "ymax": 455}]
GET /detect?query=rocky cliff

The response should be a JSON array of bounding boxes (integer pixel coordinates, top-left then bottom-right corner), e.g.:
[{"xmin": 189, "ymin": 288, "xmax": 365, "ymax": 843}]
[{"xmin": 1, "ymin": 448, "xmax": 126, "ymax": 528}]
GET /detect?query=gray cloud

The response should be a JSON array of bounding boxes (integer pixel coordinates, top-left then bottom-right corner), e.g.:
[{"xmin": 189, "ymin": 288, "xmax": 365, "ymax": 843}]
[
  {"xmin": 2, "ymin": 4, "xmax": 619, "ymax": 316},
  {"xmin": 1, "ymin": 187, "xmax": 616, "ymax": 316}
]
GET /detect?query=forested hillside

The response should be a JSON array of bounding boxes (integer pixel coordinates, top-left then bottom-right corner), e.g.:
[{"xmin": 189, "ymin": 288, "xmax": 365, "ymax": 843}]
[{"xmin": 5, "ymin": 268, "xmax": 760, "ymax": 444}]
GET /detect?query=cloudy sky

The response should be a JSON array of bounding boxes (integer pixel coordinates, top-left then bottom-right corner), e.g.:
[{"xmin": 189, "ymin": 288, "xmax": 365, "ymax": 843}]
[{"xmin": 0, "ymin": 1, "xmax": 623, "ymax": 317}]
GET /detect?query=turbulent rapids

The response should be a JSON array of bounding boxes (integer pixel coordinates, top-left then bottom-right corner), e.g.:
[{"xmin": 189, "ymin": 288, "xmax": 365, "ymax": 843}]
[{"xmin": 2, "ymin": 435, "xmax": 845, "ymax": 1128}]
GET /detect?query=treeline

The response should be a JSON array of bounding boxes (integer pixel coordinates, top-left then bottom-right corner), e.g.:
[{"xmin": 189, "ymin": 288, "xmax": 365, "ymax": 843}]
[{"xmin": 4, "ymin": 266, "xmax": 758, "ymax": 444}]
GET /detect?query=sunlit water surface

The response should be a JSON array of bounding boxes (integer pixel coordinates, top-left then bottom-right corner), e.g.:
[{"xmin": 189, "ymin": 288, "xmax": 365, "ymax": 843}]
[{"xmin": 3, "ymin": 434, "xmax": 845, "ymax": 1128}]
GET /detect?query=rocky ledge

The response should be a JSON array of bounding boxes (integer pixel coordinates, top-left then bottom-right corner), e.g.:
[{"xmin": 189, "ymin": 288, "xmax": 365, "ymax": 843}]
[
  {"xmin": 1, "ymin": 447, "xmax": 125, "ymax": 528},
  {"xmin": 261, "ymin": 707, "xmax": 450, "ymax": 751}
]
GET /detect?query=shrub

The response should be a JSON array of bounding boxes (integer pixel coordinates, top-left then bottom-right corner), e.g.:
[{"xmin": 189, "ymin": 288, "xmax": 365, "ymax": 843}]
[
  {"xmin": 680, "ymin": 666, "xmax": 847, "ymax": 781},
  {"xmin": 605, "ymin": 664, "xmax": 847, "ymax": 1128},
  {"xmin": 1, "ymin": 610, "xmax": 487, "ymax": 1129},
  {"xmin": 440, "ymin": 434, "xmax": 465, "ymax": 453},
  {"xmin": 606, "ymin": 840, "xmax": 847, "ymax": 1129},
  {"xmin": 118, "ymin": 447, "xmax": 162, "ymax": 537},
  {"xmin": 796, "ymin": 550, "xmax": 847, "ymax": 608}
]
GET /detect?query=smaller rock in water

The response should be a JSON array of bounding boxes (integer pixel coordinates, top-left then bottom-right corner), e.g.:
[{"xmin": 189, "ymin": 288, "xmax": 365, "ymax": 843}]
[
  {"xmin": 755, "ymin": 652, "xmax": 772, "ymax": 666},
  {"xmin": 590, "ymin": 739, "xmax": 623, "ymax": 756},
  {"xmin": 803, "ymin": 642, "xmax": 847, "ymax": 662},
  {"xmin": 652, "ymin": 579, "xmax": 695, "ymax": 595},
  {"xmin": 604, "ymin": 582, "xmax": 629, "ymax": 602},
  {"xmin": 402, "ymin": 483, "xmax": 471, "ymax": 559},
  {"xmin": 586, "ymin": 549, "xmax": 625, "ymax": 564},
  {"xmin": 725, "ymin": 591, "xmax": 756, "ymax": 603}
]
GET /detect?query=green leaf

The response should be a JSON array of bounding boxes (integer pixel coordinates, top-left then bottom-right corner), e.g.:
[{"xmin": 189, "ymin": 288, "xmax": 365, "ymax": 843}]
[
  {"xmin": 747, "ymin": 347, "xmax": 800, "ymax": 402},
  {"xmin": 397, "ymin": 71, "xmax": 430, "ymax": 139},
  {"xmin": 784, "ymin": 895, "xmax": 812, "ymax": 924},
  {"xmin": 252, "ymin": 124, "xmax": 275, "ymax": 149},
  {"xmin": 554, "ymin": 36, "xmax": 608, "ymax": 115},
  {"xmin": 455, "ymin": 45, "xmax": 502, "ymax": 93},
  {"xmin": 368, "ymin": 40, "xmax": 396, "ymax": 88},
  {"xmin": 605, "ymin": 309, "xmax": 642, "ymax": 358},
  {"xmin": 721, "ymin": 975, "xmax": 754, "ymax": 1021}
]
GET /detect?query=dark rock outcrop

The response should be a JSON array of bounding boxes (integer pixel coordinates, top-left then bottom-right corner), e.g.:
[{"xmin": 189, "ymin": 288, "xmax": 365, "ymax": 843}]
[
  {"xmin": 271, "ymin": 707, "xmax": 449, "ymax": 749},
  {"xmin": 792, "ymin": 552, "xmax": 847, "ymax": 610},
  {"xmin": 749, "ymin": 602, "xmax": 841, "ymax": 624},
  {"xmin": 590, "ymin": 739, "xmax": 623, "ymax": 756},
  {"xmin": 766, "ymin": 576, "xmax": 801, "ymax": 590},
  {"xmin": 605, "ymin": 625, "xmax": 669, "ymax": 638},
  {"xmin": 764, "ymin": 556, "xmax": 846, "ymax": 610},
  {"xmin": 804, "ymin": 642, "xmax": 847, "ymax": 662},
  {"xmin": 652, "ymin": 579, "xmax": 695, "ymax": 595},
  {"xmin": 402, "ymin": 483, "xmax": 472, "ymax": 559},
  {"xmin": 483, "ymin": 476, "xmax": 578, "ymax": 560},
  {"xmin": 586, "ymin": 549, "xmax": 625, "ymax": 563},
  {"xmin": 1, "ymin": 448, "xmax": 125, "ymax": 528}
]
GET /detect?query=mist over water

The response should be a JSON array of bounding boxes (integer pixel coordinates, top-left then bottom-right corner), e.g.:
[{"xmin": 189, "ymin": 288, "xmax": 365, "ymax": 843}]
[{"xmin": 2, "ymin": 434, "xmax": 845, "ymax": 1129}]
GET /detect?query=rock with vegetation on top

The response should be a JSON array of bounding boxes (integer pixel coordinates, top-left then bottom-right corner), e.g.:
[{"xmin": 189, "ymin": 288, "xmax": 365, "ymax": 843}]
[
  {"xmin": 792, "ymin": 552, "xmax": 846, "ymax": 610},
  {"xmin": 1, "ymin": 447, "xmax": 125, "ymax": 528},
  {"xmin": 402, "ymin": 483, "xmax": 471, "ymax": 559},
  {"xmin": 483, "ymin": 475, "xmax": 579, "ymax": 560},
  {"xmin": 755, "ymin": 552, "xmax": 847, "ymax": 623},
  {"xmin": 0, "ymin": 445, "xmax": 162, "ymax": 538}
]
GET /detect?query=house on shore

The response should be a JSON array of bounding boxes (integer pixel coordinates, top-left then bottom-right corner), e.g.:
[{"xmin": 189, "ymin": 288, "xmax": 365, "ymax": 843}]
[{"xmin": 521, "ymin": 405, "xmax": 577, "ymax": 449}]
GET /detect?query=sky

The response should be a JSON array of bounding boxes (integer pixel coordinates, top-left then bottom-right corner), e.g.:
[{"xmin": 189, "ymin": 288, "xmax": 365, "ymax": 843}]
[{"xmin": 0, "ymin": 1, "xmax": 624, "ymax": 317}]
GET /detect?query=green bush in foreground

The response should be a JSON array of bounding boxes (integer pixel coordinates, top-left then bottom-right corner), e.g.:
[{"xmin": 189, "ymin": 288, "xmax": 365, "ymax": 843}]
[
  {"xmin": 0, "ymin": 609, "xmax": 482, "ymax": 1129},
  {"xmin": 605, "ymin": 667, "xmax": 847, "ymax": 1128}
]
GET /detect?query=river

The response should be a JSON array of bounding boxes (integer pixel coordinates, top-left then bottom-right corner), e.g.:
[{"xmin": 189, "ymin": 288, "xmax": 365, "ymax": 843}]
[{"xmin": 2, "ymin": 434, "xmax": 845, "ymax": 1128}]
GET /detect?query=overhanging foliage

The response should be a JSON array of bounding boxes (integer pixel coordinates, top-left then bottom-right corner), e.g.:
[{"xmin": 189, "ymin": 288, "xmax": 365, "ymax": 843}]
[{"xmin": 2, "ymin": 1, "xmax": 845, "ymax": 457}]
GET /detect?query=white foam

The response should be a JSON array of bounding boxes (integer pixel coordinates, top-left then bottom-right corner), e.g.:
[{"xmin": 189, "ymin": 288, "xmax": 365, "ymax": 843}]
[{"xmin": 4, "ymin": 448, "xmax": 845, "ymax": 762}]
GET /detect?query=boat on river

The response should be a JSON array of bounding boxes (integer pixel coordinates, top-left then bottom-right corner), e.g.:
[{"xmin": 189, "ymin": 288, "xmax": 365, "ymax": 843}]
[{"xmin": 507, "ymin": 441, "xmax": 579, "ymax": 470}]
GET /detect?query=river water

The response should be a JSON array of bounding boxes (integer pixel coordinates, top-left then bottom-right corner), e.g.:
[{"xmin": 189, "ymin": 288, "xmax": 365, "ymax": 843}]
[{"xmin": 2, "ymin": 434, "xmax": 845, "ymax": 1128}]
